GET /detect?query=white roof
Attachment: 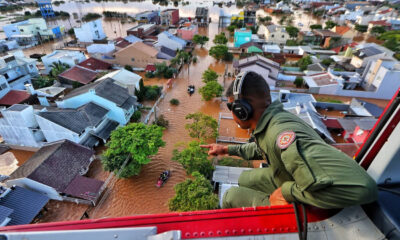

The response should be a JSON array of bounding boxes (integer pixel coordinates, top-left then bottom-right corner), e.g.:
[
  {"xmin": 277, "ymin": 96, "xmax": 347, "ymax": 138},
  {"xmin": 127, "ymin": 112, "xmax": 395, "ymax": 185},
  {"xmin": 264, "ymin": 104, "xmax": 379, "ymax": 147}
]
[
  {"xmin": 35, "ymin": 86, "xmax": 66, "ymax": 97},
  {"xmin": 263, "ymin": 44, "xmax": 281, "ymax": 53},
  {"xmin": 87, "ymin": 43, "xmax": 116, "ymax": 54},
  {"xmin": 97, "ymin": 69, "xmax": 142, "ymax": 86}
]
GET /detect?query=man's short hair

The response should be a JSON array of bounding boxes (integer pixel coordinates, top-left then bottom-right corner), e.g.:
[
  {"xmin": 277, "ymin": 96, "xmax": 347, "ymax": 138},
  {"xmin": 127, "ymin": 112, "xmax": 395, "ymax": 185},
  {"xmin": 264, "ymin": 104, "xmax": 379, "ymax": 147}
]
[{"xmin": 226, "ymin": 71, "xmax": 271, "ymax": 106}]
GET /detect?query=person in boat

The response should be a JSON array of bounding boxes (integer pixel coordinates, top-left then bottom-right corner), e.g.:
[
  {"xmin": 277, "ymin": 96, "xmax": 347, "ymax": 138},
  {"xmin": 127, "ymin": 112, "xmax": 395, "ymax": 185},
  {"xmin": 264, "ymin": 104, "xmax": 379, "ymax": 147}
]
[
  {"xmin": 160, "ymin": 171, "xmax": 169, "ymax": 181},
  {"xmin": 201, "ymin": 71, "xmax": 378, "ymax": 209}
]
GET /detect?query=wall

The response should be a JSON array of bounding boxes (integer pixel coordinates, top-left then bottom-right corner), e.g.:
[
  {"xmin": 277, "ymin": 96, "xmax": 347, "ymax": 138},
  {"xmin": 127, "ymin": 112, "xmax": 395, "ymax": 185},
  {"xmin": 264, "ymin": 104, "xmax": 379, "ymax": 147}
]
[
  {"xmin": 0, "ymin": 76, "xmax": 10, "ymax": 99},
  {"xmin": 6, "ymin": 178, "xmax": 62, "ymax": 200},
  {"xmin": 35, "ymin": 114, "xmax": 82, "ymax": 143},
  {"xmin": 3, "ymin": 21, "xmax": 28, "ymax": 38}
]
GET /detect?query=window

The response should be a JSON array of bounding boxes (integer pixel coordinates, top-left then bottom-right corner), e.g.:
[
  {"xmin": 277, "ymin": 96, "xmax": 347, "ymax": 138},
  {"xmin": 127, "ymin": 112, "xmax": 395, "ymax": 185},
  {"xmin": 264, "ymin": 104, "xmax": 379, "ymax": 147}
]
[
  {"xmin": 282, "ymin": 35, "xmax": 284, "ymax": 38},
  {"xmin": 24, "ymin": 81, "xmax": 29, "ymax": 85},
  {"xmin": 20, "ymin": 29, "xmax": 24, "ymax": 32},
  {"xmin": 131, "ymin": 58, "xmax": 135, "ymax": 62},
  {"xmin": 4, "ymin": 73, "xmax": 9, "ymax": 80},
  {"xmin": 12, "ymin": 30, "xmax": 16, "ymax": 32},
  {"xmin": 271, "ymin": 34, "xmax": 274, "ymax": 38},
  {"xmin": 0, "ymin": 83, "xmax": 7, "ymax": 90}
]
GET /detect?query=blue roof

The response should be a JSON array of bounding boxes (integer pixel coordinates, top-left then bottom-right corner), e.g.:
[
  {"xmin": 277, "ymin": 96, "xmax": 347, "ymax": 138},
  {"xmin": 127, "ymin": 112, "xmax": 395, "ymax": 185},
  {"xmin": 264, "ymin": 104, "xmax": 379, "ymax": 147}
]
[
  {"xmin": 0, "ymin": 205, "xmax": 13, "ymax": 225},
  {"xmin": 161, "ymin": 31, "xmax": 187, "ymax": 46},
  {"xmin": 0, "ymin": 186, "xmax": 49, "ymax": 226},
  {"xmin": 124, "ymin": 35, "xmax": 143, "ymax": 44}
]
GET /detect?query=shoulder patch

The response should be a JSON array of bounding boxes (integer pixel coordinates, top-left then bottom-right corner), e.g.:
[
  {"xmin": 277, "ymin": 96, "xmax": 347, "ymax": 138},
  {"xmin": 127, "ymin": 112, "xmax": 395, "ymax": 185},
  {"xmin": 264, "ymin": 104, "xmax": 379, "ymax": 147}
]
[{"xmin": 276, "ymin": 131, "xmax": 296, "ymax": 149}]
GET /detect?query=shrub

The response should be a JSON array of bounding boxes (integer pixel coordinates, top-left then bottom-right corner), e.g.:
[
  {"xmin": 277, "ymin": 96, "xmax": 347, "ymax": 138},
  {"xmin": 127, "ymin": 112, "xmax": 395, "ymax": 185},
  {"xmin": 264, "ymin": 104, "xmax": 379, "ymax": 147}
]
[
  {"xmin": 145, "ymin": 72, "xmax": 155, "ymax": 78},
  {"xmin": 130, "ymin": 110, "xmax": 142, "ymax": 122},
  {"xmin": 124, "ymin": 65, "xmax": 133, "ymax": 72},
  {"xmin": 170, "ymin": 98, "xmax": 180, "ymax": 105},
  {"xmin": 154, "ymin": 114, "xmax": 169, "ymax": 128}
]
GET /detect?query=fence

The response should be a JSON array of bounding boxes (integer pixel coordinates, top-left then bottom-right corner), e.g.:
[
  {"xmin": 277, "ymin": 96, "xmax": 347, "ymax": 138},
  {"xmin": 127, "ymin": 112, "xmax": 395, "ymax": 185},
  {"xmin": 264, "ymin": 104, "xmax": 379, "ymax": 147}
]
[{"xmin": 143, "ymin": 92, "xmax": 166, "ymax": 125}]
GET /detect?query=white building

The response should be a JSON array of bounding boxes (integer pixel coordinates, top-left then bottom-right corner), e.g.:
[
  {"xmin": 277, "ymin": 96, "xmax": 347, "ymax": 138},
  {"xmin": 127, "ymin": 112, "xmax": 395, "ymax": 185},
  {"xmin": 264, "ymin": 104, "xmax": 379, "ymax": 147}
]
[
  {"xmin": 350, "ymin": 44, "xmax": 394, "ymax": 69},
  {"xmin": 96, "ymin": 69, "xmax": 141, "ymax": 96},
  {"xmin": 258, "ymin": 25, "xmax": 290, "ymax": 46},
  {"xmin": 74, "ymin": 19, "xmax": 106, "ymax": 43},
  {"xmin": 0, "ymin": 105, "xmax": 45, "ymax": 148},
  {"xmin": 41, "ymin": 50, "xmax": 86, "ymax": 74},
  {"xmin": 155, "ymin": 31, "xmax": 187, "ymax": 51},
  {"xmin": 0, "ymin": 50, "xmax": 38, "ymax": 94},
  {"xmin": 362, "ymin": 58, "xmax": 400, "ymax": 94}
]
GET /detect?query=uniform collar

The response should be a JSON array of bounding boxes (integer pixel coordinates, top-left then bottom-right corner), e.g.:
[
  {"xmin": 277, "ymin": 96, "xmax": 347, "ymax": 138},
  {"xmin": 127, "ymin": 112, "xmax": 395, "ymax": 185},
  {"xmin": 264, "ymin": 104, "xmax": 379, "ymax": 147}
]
[{"xmin": 253, "ymin": 100, "xmax": 284, "ymax": 135}]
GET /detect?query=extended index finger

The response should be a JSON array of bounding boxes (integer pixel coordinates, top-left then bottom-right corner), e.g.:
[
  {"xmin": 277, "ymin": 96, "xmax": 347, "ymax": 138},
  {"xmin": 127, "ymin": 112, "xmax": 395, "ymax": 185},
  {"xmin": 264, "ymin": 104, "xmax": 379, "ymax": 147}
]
[{"xmin": 200, "ymin": 145, "xmax": 211, "ymax": 149}]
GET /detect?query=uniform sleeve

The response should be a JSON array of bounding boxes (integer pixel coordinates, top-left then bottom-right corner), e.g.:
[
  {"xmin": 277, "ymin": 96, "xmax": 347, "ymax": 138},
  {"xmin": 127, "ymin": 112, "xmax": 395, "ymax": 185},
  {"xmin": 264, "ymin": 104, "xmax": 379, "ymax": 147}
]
[
  {"xmin": 227, "ymin": 142, "xmax": 263, "ymax": 160},
  {"xmin": 279, "ymin": 140, "xmax": 378, "ymax": 209}
]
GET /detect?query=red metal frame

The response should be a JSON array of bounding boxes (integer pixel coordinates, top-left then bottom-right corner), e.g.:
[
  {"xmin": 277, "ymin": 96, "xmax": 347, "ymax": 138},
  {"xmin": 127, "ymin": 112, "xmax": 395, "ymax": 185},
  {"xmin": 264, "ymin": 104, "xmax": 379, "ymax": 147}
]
[
  {"xmin": 0, "ymin": 205, "xmax": 335, "ymax": 238},
  {"xmin": 356, "ymin": 88, "xmax": 400, "ymax": 169}
]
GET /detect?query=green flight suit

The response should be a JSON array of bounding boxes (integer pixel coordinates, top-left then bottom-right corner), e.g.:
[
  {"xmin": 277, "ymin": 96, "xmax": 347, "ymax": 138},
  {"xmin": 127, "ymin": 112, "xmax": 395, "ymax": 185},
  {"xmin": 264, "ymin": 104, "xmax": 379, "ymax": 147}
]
[{"xmin": 223, "ymin": 101, "xmax": 378, "ymax": 209}]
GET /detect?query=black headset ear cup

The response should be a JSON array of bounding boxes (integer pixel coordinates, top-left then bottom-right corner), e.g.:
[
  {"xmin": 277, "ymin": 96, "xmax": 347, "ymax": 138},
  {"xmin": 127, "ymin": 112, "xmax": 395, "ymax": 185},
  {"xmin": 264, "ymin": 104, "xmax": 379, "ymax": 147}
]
[{"xmin": 232, "ymin": 99, "xmax": 253, "ymax": 121}]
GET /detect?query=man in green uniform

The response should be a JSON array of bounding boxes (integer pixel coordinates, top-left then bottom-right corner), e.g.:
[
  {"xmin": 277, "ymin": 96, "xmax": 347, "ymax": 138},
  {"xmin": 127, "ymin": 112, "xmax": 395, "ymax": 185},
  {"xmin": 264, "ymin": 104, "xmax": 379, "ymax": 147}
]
[{"xmin": 201, "ymin": 71, "xmax": 378, "ymax": 209}]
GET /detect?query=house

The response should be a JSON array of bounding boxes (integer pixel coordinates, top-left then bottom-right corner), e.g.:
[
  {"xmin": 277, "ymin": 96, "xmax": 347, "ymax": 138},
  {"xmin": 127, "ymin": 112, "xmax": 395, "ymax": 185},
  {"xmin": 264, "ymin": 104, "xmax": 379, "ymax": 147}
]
[
  {"xmin": 96, "ymin": 69, "xmax": 141, "ymax": 96},
  {"xmin": 32, "ymin": 85, "xmax": 66, "ymax": 106},
  {"xmin": 135, "ymin": 10, "xmax": 159, "ymax": 23},
  {"xmin": 312, "ymin": 29, "xmax": 341, "ymax": 47},
  {"xmin": 233, "ymin": 55, "xmax": 280, "ymax": 89},
  {"xmin": 234, "ymin": 28, "xmax": 252, "ymax": 48},
  {"xmin": 304, "ymin": 72, "xmax": 341, "ymax": 94},
  {"xmin": 56, "ymin": 78, "xmax": 138, "ymax": 125},
  {"xmin": 298, "ymin": 31, "xmax": 318, "ymax": 45},
  {"xmin": 3, "ymin": 18, "xmax": 55, "ymax": 46},
  {"xmin": 283, "ymin": 46, "xmax": 302, "ymax": 55},
  {"xmin": 160, "ymin": 9, "xmax": 179, "ymax": 26},
  {"xmin": 0, "ymin": 105, "xmax": 45, "ymax": 147},
  {"xmin": 243, "ymin": 8, "xmax": 256, "ymax": 26},
  {"xmin": 349, "ymin": 118, "xmax": 377, "ymax": 144},
  {"xmin": 259, "ymin": 25, "xmax": 290, "ymax": 46},
  {"xmin": 350, "ymin": 44, "xmax": 392, "ymax": 68},
  {"xmin": 368, "ymin": 20, "xmax": 391, "ymax": 33},
  {"xmin": 58, "ymin": 65, "xmax": 98, "ymax": 86},
  {"xmin": 74, "ymin": 19, "xmax": 106, "ymax": 43},
  {"xmin": 41, "ymin": 50, "xmax": 86, "ymax": 74},
  {"xmin": 77, "ymin": 57, "xmax": 113, "ymax": 72},
  {"xmin": 177, "ymin": 24, "xmax": 198, "ymax": 41},
  {"xmin": 389, "ymin": 19, "xmax": 400, "ymax": 30},
  {"xmin": 0, "ymin": 186, "xmax": 49, "ymax": 226},
  {"xmin": 195, "ymin": 7, "xmax": 209, "ymax": 25},
  {"xmin": 7, "ymin": 140, "xmax": 105, "ymax": 206},
  {"xmin": 239, "ymin": 42, "xmax": 263, "ymax": 54},
  {"xmin": 0, "ymin": 50, "xmax": 38, "ymax": 92},
  {"xmin": 86, "ymin": 43, "xmax": 116, "ymax": 58},
  {"xmin": 110, "ymin": 41, "xmax": 166, "ymax": 69},
  {"xmin": 156, "ymin": 46, "xmax": 177, "ymax": 60},
  {"xmin": 361, "ymin": 58, "xmax": 400, "ymax": 94},
  {"xmin": 263, "ymin": 44, "xmax": 281, "ymax": 53},
  {"xmin": 0, "ymin": 39, "xmax": 19, "ymax": 52},
  {"xmin": 36, "ymin": 102, "xmax": 119, "ymax": 147},
  {"xmin": 331, "ymin": 26, "xmax": 356, "ymax": 44},
  {"xmin": 156, "ymin": 31, "xmax": 187, "ymax": 51},
  {"xmin": 126, "ymin": 24, "xmax": 157, "ymax": 39},
  {"xmin": 348, "ymin": 98, "xmax": 383, "ymax": 118}
]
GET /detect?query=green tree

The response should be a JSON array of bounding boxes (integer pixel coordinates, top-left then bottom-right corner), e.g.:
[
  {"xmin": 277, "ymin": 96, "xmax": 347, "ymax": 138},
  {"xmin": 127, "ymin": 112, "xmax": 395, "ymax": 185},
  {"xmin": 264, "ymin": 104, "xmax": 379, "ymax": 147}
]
[
  {"xmin": 124, "ymin": 65, "xmax": 133, "ymax": 72},
  {"xmin": 321, "ymin": 58, "xmax": 334, "ymax": 66},
  {"xmin": 383, "ymin": 38, "xmax": 399, "ymax": 51},
  {"xmin": 202, "ymin": 68, "xmax": 218, "ymax": 83},
  {"xmin": 192, "ymin": 34, "xmax": 209, "ymax": 47},
  {"xmin": 297, "ymin": 56, "xmax": 313, "ymax": 71},
  {"xmin": 324, "ymin": 20, "xmax": 336, "ymax": 29},
  {"xmin": 130, "ymin": 110, "xmax": 141, "ymax": 122},
  {"xmin": 227, "ymin": 24, "xmax": 236, "ymax": 34},
  {"xmin": 50, "ymin": 62, "xmax": 69, "ymax": 77},
  {"xmin": 135, "ymin": 79, "xmax": 145, "ymax": 102},
  {"xmin": 370, "ymin": 26, "xmax": 386, "ymax": 35},
  {"xmin": 199, "ymin": 81, "xmax": 224, "ymax": 101},
  {"xmin": 209, "ymin": 45, "xmax": 229, "ymax": 61},
  {"xmin": 310, "ymin": 24, "xmax": 322, "ymax": 30},
  {"xmin": 185, "ymin": 112, "xmax": 218, "ymax": 140},
  {"xmin": 32, "ymin": 75, "xmax": 54, "ymax": 89},
  {"xmin": 213, "ymin": 32, "xmax": 228, "ymax": 45},
  {"xmin": 285, "ymin": 26, "xmax": 299, "ymax": 39},
  {"xmin": 170, "ymin": 98, "xmax": 180, "ymax": 105},
  {"xmin": 355, "ymin": 24, "xmax": 368, "ymax": 33},
  {"xmin": 102, "ymin": 123, "xmax": 165, "ymax": 178},
  {"xmin": 294, "ymin": 76, "xmax": 304, "ymax": 88},
  {"xmin": 168, "ymin": 171, "xmax": 219, "ymax": 211},
  {"xmin": 286, "ymin": 39, "xmax": 298, "ymax": 46},
  {"xmin": 172, "ymin": 141, "xmax": 214, "ymax": 178}
]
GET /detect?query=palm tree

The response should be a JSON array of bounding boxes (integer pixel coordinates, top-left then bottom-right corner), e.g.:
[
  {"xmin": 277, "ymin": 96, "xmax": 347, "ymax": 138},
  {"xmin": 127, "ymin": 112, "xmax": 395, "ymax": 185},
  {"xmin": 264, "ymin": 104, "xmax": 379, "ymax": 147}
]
[{"xmin": 50, "ymin": 61, "xmax": 70, "ymax": 77}]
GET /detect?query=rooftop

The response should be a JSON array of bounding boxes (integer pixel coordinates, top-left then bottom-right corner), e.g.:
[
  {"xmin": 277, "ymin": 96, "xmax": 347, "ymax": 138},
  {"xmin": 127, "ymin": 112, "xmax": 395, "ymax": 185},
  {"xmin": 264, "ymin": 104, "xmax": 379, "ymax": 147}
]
[
  {"xmin": 355, "ymin": 118, "xmax": 377, "ymax": 130},
  {"xmin": 37, "ymin": 102, "xmax": 109, "ymax": 134},
  {"xmin": 234, "ymin": 55, "xmax": 280, "ymax": 70},
  {"xmin": 0, "ymin": 90, "xmax": 30, "ymax": 106},
  {"xmin": 334, "ymin": 26, "xmax": 351, "ymax": 35},
  {"xmin": 7, "ymin": 104, "xmax": 29, "ymax": 112},
  {"xmin": 43, "ymin": 50, "xmax": 84, "ymax": 60},
  {"xmin": 305, "ymin": 72, "xmax": 339, "ymax": 87},
  {"xmin": 63, "ymin": 175, "xmax": 104, "ymax": 202},
  {"xmin": 9, "ymin": 140, "xmax": 94, "ymax": 192},
  {"xmin": 35, "ymin": 86, "xmax": 65, "ymax": 98},
  {"xmin": 58, "ymin": 65, "xmax": 98, "ymax": 85},
  {"xmin": 312, "ymin": 29, "xmax": 341, "ymax": 37},
  {"xmin": 114, "ymin": 37, "xmax": 131, "ymax": 49},
  {"xmin": 127, "ymin": 23, "xmax": 156, "ymax": 32},
  {"xmin": 77, "ymin": 57, "xmax": 112, "ymax": 71},
  {"xmin": 354, "ymin": 46, "xmax": 383, "ymax": 59}
]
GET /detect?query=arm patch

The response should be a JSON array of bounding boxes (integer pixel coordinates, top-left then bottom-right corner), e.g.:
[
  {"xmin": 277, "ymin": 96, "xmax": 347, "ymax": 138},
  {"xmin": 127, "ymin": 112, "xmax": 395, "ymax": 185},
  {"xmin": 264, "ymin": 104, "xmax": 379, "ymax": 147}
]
[{"xmin": 276, "ymin": 131, "xmax": 296, "ymax": 149}]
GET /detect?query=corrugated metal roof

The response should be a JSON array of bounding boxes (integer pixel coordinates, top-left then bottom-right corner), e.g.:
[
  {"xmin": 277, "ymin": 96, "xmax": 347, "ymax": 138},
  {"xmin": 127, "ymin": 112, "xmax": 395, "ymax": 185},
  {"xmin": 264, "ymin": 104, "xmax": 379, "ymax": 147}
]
[
  {"xmin": 212, "ymin": 166, "xmax": 251, "ymax": 184},
  {"xmin": 0, "ymin": 186, "xmax": 48, "ymax": 226},
  {"xmin": 0, "ymin": 205, "xmax": 13, "ymax": 225}
]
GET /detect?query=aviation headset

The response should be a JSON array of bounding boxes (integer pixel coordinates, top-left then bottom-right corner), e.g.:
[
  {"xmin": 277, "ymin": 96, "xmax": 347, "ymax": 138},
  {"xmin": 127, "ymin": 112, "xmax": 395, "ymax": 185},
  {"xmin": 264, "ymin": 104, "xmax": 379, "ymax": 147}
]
[{"xmin": 231, "ymin": 71, "xmax": 254, "ymax": 121}]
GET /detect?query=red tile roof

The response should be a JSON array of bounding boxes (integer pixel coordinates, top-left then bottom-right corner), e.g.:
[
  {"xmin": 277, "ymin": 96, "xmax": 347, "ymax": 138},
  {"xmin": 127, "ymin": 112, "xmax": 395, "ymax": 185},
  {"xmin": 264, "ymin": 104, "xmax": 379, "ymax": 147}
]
[
  {"xmin": 145, "ymin": 64, "xmax": 156, "ymax": 72},
  {"xmin": 0, "ymin": 90, "xmax": 30, "ymax": 106},
  {"xmin": 379, "ymin": 8, "xmax": 392, "ymax": 14},
  {"xmin": 368, "ymin": 20, "xmax": 391, "ymax": 26},
  {"xmin": 63, "ymin": 175, "xmax": 104, "ymax": 202},
  {"xmin": 114, "ymin": 37, "xmax": 131, "ymax": 49},
  {"xmin": 59, "ymin": 65, "xmax": 98, "ymax": 85},
  {"xmin": 334, "ymin": 26, "xmax": 351, "ymax": 35},
  {"xmin": 78, "ymin": 57, "xmax": 112, "ymax": 71}
]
